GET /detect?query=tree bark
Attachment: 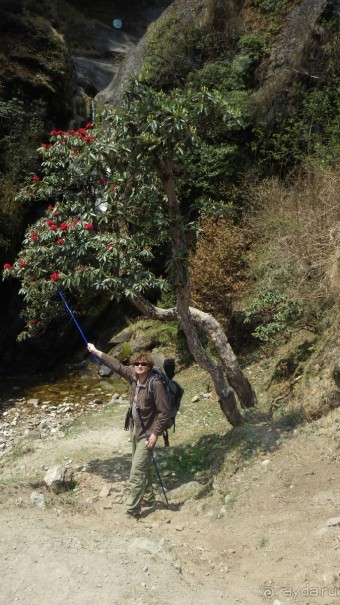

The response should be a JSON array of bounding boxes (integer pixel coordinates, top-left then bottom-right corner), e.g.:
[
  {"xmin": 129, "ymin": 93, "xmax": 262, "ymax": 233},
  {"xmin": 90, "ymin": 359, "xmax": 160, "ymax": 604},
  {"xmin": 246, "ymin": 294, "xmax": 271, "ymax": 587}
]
[{"xmin": 189, "ymin": 308, "xmax": 256, "ymax": 409}]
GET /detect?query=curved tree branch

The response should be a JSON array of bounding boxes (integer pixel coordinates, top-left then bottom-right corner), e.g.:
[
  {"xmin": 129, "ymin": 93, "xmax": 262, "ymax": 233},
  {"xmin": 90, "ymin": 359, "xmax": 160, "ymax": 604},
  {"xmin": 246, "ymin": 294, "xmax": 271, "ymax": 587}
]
[{"xmin": 132, "ymin": 293, "xmax": 256, "ymax": 410}]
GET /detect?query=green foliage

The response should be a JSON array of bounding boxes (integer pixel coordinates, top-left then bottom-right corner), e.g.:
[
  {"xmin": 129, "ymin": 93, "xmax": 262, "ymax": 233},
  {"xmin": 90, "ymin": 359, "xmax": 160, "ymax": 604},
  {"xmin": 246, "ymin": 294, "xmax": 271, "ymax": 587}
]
[
  {"xmin": 0, "ymin": 97, "xmax": 47, "ymax": 253},
  {"xmin": 142, "ymin": 9, "xmax": 245, "ymax": 89},
  {"xmin": 0, "ymin": 5, "xmax": 74, "ymax": 120},
  {"xmin": 245, "ymin": 291, "xmax": 302, "ymax": 342},
  {"xmin": 188, "ymin": 36, "xmax": 265, "ymax": 93},
  {"xmin": 142, "ymin": 12, "xmax": 186, "ymax": 87},
  {"xmin": 229, "ymin": 34, "xmax": 267, "ymax": 89},
  {"xmin": 244, "ymin": 162, "xmax": 339, "ymax": 344},
  {"xmin": 253, "ymin": 83, "xmax": 340, "ymax": 167},
  {"xmin": 251, "ymin": 14, "xmax": 340, "ymax": 170},
  {"xmin": 0, "ymin": 97, "xmax": 46, "ymax": 174},
  {"xmin": 251, "ymin": 0, "xmax": 291, "ymax": 13},
  {"xmin": 116, "ymin": 343, "xmax": 132, "ymax": 362},
  {"xmin": 188, "ymin": 62, "xmax": 233, "ymax": 92},
  {"xmin": 2, "ymin": 79, "xmax": 242, "ymax": 340}
]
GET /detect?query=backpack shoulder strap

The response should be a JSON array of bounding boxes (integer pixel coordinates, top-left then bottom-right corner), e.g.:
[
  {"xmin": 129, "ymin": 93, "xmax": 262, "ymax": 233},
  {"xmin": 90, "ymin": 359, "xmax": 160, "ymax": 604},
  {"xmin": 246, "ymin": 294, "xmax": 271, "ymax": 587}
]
[{"xmin": 148, "ymin": 369, "xmax": 166, "ymax": 395}]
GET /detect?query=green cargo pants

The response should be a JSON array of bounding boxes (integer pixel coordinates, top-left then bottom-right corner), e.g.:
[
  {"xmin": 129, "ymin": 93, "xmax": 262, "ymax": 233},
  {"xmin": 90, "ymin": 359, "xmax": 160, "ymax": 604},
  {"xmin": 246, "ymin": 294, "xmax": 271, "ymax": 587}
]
[{"xmin": 126, "ymin": 430, "xmax": 155, "ymax": 514}]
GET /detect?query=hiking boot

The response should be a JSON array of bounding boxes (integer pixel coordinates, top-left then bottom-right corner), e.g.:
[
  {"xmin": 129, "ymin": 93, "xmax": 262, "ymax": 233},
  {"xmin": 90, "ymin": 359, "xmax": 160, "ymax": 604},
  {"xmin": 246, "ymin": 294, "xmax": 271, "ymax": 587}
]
[
  {"xmin": 125, "ymin": 510, "xmax": 141, "ymax": 520},
  {"xmin": 141, "ymin": 500, "xmax": 155, "ymax": 508}
]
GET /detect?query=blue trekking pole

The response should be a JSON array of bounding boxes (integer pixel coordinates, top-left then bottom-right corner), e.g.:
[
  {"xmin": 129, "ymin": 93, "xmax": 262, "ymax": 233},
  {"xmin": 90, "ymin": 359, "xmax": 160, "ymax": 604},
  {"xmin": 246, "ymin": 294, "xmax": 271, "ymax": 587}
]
[
  {"xmin": 136, "ymin": 406, "xmax": 169, "ymax": 508},
  {"xmin": 58, "ymin": 289, "xmax": 100, "ymax": 367}
]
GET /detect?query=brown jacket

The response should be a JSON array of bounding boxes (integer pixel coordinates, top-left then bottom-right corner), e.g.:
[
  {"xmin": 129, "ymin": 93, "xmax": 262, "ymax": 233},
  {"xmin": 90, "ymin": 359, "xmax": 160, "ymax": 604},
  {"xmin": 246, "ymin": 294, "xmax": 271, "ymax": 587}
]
[{"xmin": 100, "ymin": 353, "xmax": 171, "ymax": 441}]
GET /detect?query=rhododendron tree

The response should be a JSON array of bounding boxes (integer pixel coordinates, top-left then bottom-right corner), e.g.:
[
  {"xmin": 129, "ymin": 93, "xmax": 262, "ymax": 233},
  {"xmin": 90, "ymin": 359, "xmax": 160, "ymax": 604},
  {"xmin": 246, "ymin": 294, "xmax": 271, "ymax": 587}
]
[{"xmin": 3, "ymin": 79, "xmax": 256, "ymax": 426}]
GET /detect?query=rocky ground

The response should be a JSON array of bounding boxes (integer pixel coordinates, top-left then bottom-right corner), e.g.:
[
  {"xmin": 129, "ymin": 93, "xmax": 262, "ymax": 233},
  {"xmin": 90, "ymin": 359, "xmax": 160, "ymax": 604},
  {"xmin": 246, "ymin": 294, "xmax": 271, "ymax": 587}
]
[{"xmin": 1, "ymin": 365, "xmax": 340, "ymax": 605}]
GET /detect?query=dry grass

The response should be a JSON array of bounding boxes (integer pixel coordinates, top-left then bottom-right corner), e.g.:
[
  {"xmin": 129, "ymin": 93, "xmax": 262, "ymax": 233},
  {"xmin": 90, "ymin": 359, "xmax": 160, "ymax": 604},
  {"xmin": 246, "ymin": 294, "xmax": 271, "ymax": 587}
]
[
  {"xmin": 189, "ymin": 218, "xmax": 248, "ymax": 324},
  {"xmin": 246, "ymin": 164, "xmax": 340, "ymax": 305}
]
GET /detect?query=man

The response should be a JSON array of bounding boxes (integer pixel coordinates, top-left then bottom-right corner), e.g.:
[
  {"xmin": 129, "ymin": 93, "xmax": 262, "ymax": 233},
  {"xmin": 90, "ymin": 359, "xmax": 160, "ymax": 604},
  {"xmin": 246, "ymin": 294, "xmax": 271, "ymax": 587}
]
[{"xmin": 87, "ymin": 343, "xmax": 171, "ymax": 519}]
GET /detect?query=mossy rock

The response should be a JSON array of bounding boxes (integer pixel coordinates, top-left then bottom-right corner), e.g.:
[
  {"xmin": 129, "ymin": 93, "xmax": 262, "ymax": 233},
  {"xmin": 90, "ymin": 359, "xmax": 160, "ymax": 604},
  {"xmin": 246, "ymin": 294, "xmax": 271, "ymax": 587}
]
[{"xmin": 107, "ymin": 342, "xmax": 133, "ymax": 363}]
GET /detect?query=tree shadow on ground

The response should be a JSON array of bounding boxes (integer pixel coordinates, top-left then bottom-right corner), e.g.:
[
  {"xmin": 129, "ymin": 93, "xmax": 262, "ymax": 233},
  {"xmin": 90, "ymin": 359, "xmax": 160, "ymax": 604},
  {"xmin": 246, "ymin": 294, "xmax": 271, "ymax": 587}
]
[
  {"xmin": 86, "ymin": 453, "xmax": 131, "ymax": 483},
  {"xmin": 86, "ymin": 404, "xmax": 308, "ymax": 496}
]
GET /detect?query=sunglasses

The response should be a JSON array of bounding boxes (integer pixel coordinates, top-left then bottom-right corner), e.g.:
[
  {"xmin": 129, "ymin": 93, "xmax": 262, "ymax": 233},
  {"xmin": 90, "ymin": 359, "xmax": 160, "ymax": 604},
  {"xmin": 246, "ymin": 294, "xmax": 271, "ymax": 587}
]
[{"xmin": 134, "ymin": 362, "xmax": 148, "ymax": 367}]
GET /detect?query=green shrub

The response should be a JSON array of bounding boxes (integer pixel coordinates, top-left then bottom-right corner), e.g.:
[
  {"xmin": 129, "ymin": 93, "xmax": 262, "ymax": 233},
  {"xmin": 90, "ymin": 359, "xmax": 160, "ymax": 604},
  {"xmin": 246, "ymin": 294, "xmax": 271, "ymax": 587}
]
[
  {"xmin": 245, "ymin": 291, "xmax": 303, "ymax": 342},
  {"xmin": 251, "ymin": 0, "xmax": 291, "ymax": 13},
  {"xmin": 254, "ymin": 83, "xmax": 340, "ymax": 167}
]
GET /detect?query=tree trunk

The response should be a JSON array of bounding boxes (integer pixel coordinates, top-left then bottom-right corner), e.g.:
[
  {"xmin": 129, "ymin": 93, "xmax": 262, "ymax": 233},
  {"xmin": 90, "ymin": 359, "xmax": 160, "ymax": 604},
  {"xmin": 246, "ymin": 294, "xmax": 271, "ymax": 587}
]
[
  {"xmin": 132, "ymin": 293, "xmax": 252, "ymax": 425},
  {"xmin": 175, "ymin": 284, "xmax": 245, "ymax": 426},
  {"xmin": 132, "ymin": 156, "xmax": 256, "ymax": 426},
  {"xmin": 161, "ymin": 156, "xmax": 255, "ymax": 410},
  {"xmin": 189, "ymin": 308, "xmax": 256, "ymax": 409}
]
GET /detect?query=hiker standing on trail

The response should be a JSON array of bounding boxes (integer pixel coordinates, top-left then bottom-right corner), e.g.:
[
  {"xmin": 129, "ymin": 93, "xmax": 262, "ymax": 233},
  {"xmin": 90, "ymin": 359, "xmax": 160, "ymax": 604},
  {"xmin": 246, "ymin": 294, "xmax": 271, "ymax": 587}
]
[{"xmin": 87, "ymin": 344, "xmax": 171, "ymax": 519}]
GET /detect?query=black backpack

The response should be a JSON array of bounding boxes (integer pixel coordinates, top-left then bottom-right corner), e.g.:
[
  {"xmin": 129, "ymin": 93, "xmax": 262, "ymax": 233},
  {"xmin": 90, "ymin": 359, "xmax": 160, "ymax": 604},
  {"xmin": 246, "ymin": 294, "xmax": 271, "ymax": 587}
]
[{"xmin": 148, "ymin": 364, "xmax": 184, "ymax": 446}]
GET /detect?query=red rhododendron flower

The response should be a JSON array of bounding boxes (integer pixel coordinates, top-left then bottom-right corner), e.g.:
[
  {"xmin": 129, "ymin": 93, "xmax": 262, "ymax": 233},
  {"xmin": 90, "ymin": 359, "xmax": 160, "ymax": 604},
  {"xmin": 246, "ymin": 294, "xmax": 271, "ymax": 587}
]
[
  {"xmin": 3, "ymin": 263, "xmax": 12, "ymax": 270},
  {"xmin": 57, "ymin": 238, "xmax": 65, "ymax": 245},
  {"xmin": 19, "ymin": 261, "xmax": 26, "ymax": 268},
  {"xmin": 77, "ymin": 128, "xmax": 86, "ymax": 136},
  {"xmin": 47, "ymin": 205, "xmax": 54, "ymax": 212},
  {"xmin": 47, "ymin": 219, "xmax": 54, "ymax": 226},
  {"xmin": 85, "ymin": 123, "xmax": 93, "ymax": 129},
  {"xmin": 83, "ymin": 136, "xmax": 94, "ymax": 142},
  {"xmin": 50, "ymin": 129, "xmax": 58, "ymax": 136},
  {"xmin": 67, "ymin": 129, "xmax": 76, "ymax": 135},
  {"xmin": 31, "ymin": 232, "xmax": 39, "ymax": 241},
  {"xmin": 71, "ymin": 150, "xmax": 78, "ymax": 156},
  {"xmin": 50, "ymin": 272, "xmax": 59, "ymax": 281},
  {"xmin": 106, "ymin": 244, "xmax": 113, "ymax": 250},
  {"xmin": 50, "ymin": 224, "xmax": 57, "ymax": 231},
  {"xmin": 54, "ymin": 210, "xmax": 61, "ymax": 216},
  {"xmin": 60, "ymin": 222, "xmax": 68, "ymax": 231},
  {"xmin": 85, "ymin": 223, "xmax": 94, "ymax": 230},
  {"xmin": 32, "ymin": 175, "xmax": 40, "ymax": 181},
  {"xmin": 100, "ymin": 178, "xmax": 107, "ymax": 184}
]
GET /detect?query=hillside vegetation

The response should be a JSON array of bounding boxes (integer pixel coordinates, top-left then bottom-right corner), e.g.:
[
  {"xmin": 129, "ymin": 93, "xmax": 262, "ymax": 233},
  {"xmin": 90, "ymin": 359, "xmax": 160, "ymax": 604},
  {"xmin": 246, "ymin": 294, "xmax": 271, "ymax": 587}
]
[{"xmin": 0, "ymin": 0, "xmax": 339, "ymax": 422}]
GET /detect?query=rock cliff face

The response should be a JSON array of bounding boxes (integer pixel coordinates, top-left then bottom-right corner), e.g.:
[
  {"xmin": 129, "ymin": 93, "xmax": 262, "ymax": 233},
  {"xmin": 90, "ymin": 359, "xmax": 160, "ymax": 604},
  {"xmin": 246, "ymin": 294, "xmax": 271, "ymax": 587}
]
[
  {"xmin": 0, "ymin": 0, "xmax": 173, "ymax": 123},
  {"xmin": 96, "ymin": 0, "xmax": 336, "ymax": 106},
  {"xmin": 0, "ymin": 2, "xmax": 74, "ymax": 123},
  {"xmin": 268, "ymin": 0, "xmax": 333, "ymax": 73},
  {"xmin": 65, "ymin": 1, "xmax": 173, "ymax": 120}
]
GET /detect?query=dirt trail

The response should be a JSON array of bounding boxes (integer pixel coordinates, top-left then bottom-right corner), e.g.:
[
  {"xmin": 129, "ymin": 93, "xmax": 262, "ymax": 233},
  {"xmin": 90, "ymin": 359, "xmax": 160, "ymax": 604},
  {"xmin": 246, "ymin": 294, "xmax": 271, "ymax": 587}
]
[{"xmin": 1, "ymin": 407, "xmax": 340, "ymax": 605}]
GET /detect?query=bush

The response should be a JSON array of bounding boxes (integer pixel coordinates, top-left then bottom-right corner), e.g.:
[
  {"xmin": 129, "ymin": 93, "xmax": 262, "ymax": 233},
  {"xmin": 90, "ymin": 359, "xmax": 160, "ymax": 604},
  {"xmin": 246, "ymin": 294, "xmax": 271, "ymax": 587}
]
[
  {"xmin": 190, "ymin": 218, "xmax": 248, "ymax": 326},
  {"xmin": 251, "ymin": 0, "xmax": 291, "ymax": 13},
  {"xmin": 244, "ymin": 164, "xmax": 340, "ymax": 340}
]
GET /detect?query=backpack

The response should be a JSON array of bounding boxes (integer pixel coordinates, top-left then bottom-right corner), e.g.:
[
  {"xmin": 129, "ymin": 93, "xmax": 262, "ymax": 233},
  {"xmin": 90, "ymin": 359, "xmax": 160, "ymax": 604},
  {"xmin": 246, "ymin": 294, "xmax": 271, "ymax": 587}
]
[{"xmin": 148, "ymin": 367, "xmax": 184, "ymax": 446}]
